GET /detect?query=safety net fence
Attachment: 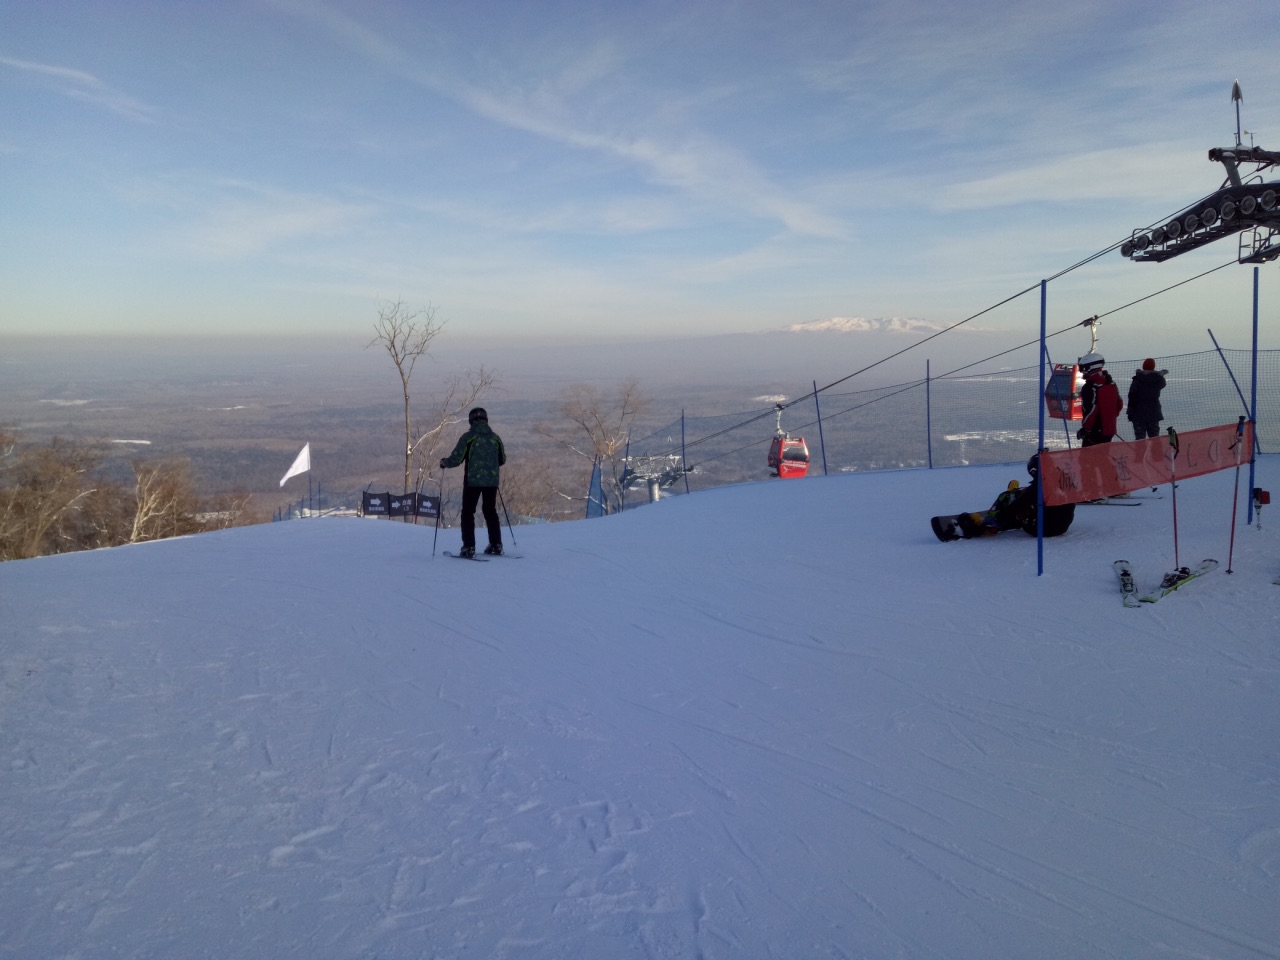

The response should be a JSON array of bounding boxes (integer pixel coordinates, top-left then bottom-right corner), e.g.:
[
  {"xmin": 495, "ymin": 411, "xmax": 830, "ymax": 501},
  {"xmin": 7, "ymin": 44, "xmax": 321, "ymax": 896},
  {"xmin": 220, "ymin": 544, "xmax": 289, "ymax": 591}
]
[{"xmin": 622, "ymin": 348, "xmax": 1278, "ymax": 499}]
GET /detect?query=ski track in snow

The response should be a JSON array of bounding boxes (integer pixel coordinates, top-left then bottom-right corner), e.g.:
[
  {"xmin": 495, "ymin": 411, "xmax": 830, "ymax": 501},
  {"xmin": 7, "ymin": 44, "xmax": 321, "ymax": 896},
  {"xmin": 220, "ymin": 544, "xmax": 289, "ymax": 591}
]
[{"xmin": 2, "ymin": 462, "xmax": 1278, "ymax": 958}]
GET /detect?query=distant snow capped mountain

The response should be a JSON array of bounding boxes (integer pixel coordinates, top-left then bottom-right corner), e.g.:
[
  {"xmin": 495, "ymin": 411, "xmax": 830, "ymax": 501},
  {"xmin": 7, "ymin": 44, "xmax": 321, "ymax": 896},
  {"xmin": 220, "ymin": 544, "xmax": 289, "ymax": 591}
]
[{"xmin": 785, "ymin": 317, "xmax": 946, "ymax": 334}]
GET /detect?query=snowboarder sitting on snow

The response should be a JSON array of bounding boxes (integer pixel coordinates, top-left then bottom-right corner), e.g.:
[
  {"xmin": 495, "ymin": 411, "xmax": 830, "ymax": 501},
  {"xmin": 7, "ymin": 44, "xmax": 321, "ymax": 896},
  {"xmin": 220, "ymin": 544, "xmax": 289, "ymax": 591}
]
[
  {"xmin": 942, "ymin": 454, "xmax": 1075, "ymax": 540},
  {"xmin": 439, "ymin": 407, "xmax": 506, "ymax": 558}
]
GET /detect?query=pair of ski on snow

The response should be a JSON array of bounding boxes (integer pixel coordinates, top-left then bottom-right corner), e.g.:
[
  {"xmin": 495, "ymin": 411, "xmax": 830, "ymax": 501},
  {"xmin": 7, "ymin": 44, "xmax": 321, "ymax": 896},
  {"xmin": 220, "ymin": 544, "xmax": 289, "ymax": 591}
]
[
  {"xmin": 443, "ymin": 550, "xmax": 522, "ymax": 562},
  {"xmin": 1113, "ymin": 558, "xmax": 1218, "ymax": 606}
]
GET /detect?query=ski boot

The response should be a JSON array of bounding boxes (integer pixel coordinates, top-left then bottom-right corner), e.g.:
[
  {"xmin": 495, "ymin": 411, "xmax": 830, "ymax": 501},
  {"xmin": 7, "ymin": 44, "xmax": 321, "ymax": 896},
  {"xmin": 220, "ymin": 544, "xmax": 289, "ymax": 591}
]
[
  {"xmin": 484, "ymin": 543, "xmax": 503, "ymax": 556},
  {"xmin": 459, "ymin": 546, "xmax": 476, "ymax": 559}
]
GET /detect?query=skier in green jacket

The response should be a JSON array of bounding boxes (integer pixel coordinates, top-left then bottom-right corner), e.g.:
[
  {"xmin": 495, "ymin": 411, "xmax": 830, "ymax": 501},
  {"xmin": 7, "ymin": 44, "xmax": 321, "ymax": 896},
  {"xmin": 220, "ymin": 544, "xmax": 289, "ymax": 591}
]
[{"xmin": 439, "ymin": 408, "xmax": 506, "ymax": 557}]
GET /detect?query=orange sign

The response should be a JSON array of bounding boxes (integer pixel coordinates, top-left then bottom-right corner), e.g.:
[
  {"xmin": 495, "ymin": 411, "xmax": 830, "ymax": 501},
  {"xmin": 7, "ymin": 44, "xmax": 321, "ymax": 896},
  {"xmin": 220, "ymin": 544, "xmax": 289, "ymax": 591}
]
[{"xmin": 1039, "ymin": 422, "xmax": 1252, "ymax": 506}]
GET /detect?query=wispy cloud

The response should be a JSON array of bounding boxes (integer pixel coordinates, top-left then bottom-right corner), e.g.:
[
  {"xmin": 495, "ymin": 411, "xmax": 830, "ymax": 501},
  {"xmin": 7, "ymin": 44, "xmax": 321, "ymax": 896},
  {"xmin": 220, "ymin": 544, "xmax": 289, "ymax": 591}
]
[
  {"xmin": 936, "ymin": 145, "xmax": 1211, "ymax": 213},
  {"xmin": 274, "ymin": 1, "xmax": 843, "ymax": 238},
  {"xmin": 402, "ymin": 192, "xmax": 692, "ymax": 236},
  {"xmin": 131, "ymin": 176, "xmax": 378, "ymax": 260},
  {"xmin": 0, "ymin": 55, "xmax": 157, "ymax": 123}
]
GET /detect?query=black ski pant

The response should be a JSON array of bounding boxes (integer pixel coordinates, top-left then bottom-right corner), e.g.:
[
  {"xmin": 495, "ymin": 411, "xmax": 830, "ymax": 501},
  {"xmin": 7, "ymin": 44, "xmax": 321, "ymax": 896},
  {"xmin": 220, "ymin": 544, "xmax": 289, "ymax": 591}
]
[{"xmin": 461, "ymin": 485, "xmax": 501, "ymax": 550}]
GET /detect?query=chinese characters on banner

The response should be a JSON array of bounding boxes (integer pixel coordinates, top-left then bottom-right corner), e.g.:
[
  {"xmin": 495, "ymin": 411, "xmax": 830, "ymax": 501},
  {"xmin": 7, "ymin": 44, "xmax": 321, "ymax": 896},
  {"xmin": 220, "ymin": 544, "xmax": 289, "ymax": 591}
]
[{"xmin": 1039, "ymin": 421, "xmax": 1252, "ymax": 506}]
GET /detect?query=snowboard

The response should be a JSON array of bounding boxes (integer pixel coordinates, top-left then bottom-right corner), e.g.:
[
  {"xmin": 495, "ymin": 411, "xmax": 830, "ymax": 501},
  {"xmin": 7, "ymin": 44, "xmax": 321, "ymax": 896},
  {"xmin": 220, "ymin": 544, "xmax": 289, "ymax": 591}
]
[
  {"xmin": 931, "ymin": 514, "xmax": 964, "ymax": 542},
  {"xmin": 931, "ymin": 512, "xmax": 996, "ymax": 541}
]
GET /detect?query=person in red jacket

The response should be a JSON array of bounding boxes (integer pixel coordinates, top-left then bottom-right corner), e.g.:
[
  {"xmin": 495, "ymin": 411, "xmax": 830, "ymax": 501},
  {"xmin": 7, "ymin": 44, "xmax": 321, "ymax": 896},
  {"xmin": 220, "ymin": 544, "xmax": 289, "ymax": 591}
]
[{"xmin": 1079, "ymin": 368, "xmax": 1123, "ymax": 446}]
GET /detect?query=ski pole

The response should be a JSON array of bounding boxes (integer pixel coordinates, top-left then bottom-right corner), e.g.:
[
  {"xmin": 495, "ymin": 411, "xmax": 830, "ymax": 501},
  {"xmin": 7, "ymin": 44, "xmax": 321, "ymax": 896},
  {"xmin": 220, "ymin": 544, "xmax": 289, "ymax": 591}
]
[
  {"xmin": 498, "ymin": 486, "xmax": 517, "ymax": 547},
  {"xmin": 1167, "ymin": 427, "xmax": 1180, "ymax": 569},
  {"xmin": 431, "ymin": 475, "xmax": 444, "ymax": 557},
  {"xmin": 1226, "ymin": 416, "xmax": 1246, "ymax": 573}
]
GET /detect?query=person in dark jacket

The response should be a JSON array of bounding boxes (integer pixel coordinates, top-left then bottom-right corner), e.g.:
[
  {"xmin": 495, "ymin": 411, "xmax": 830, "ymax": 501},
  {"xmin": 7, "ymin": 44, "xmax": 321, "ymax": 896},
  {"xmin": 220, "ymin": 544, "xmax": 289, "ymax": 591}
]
[
  {"xmin": 440, "ymin": 407, "xmax": 506, "ymax": 557},
  {"xmin": 1127, "ymin": 358, "xmax": 1168, "ymax": 440},
  {"xmin": 1019, "ymin": 453, "xmax": 1076, "ymax": 537}
]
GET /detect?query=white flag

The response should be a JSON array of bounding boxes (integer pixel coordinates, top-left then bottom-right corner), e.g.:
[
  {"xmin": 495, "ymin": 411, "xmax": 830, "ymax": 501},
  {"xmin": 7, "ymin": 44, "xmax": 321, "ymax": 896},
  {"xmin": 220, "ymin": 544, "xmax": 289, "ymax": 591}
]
[{"xmin": 279, "ymin": 443, "xmax": 311, "ymax": 487}]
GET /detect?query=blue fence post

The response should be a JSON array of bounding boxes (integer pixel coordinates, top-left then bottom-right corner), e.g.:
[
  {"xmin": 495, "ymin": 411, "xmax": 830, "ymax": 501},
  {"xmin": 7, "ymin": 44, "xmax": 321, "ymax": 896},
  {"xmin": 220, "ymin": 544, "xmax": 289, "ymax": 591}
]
[
  {"xmin": 1250, "ymin": 266, "xmax": 1260, "ymax": 521},
  {"xmin": 926, "ymin": 360, "xmax": 933, "ymax": 469},
  {"xmin": 1037, "ymin": 280, "xmax": 1048, "ymax": 577},
  {"xmin": 682, "ymin": 409, "xmax": 691, "ymax": 494},
  {"xmin": 812, "ymin": 381, "xmax": 828, "ymax": 476}
]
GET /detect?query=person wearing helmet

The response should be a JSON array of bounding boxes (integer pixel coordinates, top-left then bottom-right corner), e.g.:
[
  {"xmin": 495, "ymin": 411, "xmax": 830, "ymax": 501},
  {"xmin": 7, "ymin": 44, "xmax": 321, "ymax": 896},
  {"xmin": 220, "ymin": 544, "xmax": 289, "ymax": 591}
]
[
  {"xmin": 1076, "ymin": 355, "xmax": 1123, "ymax": 447},
  {"xmin": 439, "ymin": 407, "xmax": 506, "ymax": 557},
  {"xmin": 1127, "ymin": 358, "xmax": 1168, "ymax": 440},
  {"xmin": 1077, "ymin": 353, "xmax": 1104, "ymax": 436}
]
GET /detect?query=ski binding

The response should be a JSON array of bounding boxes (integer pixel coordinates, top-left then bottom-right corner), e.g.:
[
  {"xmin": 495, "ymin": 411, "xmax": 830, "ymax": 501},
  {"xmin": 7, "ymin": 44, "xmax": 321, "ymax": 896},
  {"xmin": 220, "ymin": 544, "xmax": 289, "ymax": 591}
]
[
  {"xmin": 1140, "ymin": 559, "xmax": 1219, "ymax": 603},
  {"xmin": 1113, "ymin": 560, "xmax": 1141, "ymax": 608}
]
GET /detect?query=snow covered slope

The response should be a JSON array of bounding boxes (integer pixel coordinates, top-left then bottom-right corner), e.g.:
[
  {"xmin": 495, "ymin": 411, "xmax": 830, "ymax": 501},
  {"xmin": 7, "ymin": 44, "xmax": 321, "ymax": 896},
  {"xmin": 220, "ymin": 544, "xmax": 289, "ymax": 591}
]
[{"xmin": 2, "ymin": 461, "xmax": 1278, "ymax": 958}]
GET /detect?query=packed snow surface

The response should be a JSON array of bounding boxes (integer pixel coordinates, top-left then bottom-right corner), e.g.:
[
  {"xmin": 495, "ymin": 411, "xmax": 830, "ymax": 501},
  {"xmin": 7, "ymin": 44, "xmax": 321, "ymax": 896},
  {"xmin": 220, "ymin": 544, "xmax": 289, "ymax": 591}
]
[{"xmin": 2, "ymin": 462, "xmax": 1278, "ymax": 959}]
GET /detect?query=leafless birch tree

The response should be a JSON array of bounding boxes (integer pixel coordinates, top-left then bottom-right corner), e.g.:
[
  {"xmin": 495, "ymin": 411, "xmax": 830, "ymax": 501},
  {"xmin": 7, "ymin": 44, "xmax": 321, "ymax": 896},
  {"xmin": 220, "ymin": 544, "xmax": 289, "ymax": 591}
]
[
  {"xmin": 366, "ymin": 298, "xmax": 498, "ymax": 498},
  {"xmin": 130, "ymin": 459, "xmax": 201, "ymax": 543},
  {"xmin": 368, "ymin": 299, "xmax": 446, "ymax": 494}
]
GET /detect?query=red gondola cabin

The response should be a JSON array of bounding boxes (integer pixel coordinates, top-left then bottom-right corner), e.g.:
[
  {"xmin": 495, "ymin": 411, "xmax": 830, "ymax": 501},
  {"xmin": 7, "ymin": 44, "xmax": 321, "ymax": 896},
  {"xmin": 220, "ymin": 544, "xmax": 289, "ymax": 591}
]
[
  {"xmin": 1044, "ymin": 363, "xmax": 1084, "ymax": 421},
  {"xmin": 768, "ymin": 435, "xmax": 810, "ymax": 479}
]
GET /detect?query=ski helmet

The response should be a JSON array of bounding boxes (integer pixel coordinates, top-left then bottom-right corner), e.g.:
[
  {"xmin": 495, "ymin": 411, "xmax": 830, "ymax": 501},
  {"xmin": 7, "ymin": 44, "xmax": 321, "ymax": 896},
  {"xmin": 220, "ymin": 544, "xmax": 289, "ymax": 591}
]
[
  {"xmin": 1079, "ymin": 352, "xmax": 1105, "ymax": 373},
  {"xmin": 468, "ymin": 407, "xmax": 488, "ymax": 423},
  {"xmin": 1026, "ymin": 453, "xmax": 1039, "ymax": 477}
]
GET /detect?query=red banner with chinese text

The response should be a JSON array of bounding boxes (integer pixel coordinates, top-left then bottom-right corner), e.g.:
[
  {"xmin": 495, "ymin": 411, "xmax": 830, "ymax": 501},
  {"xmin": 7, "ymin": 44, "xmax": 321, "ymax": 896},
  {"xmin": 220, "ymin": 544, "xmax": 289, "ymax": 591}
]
[{"xmin": 1039, "ymin": 422, "xmax": 1252, "ymax": 506}]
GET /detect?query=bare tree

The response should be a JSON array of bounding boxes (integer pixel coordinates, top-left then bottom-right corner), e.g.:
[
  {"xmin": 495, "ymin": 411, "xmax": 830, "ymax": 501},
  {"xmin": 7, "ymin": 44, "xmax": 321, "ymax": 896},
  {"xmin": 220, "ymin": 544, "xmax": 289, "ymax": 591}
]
[
  {"xmin": 0, "ymin": 435, "xmax": 102, "ymax": 560},
  {"xmin": 0, "ymin": 430, "xmax": 21, "ymax": 557},
  {"xmin": 0, "ymin": 432, "xmax": 256, "ymax": 562},
  {"xmin": 495, "ymin": 453, "xmax": 558, "ymax": 523},
  {"xmin": 200, "ymin": 489, "xmax": 258, "ymax": 531},
  {"xmin": 366, "ymin": 297, "xmax": 498, "ymax": 498},
  {"xmin": 69, "ymin": 482, "xmax": 134, "ymax": 551},
  {"xmin": 367, "ymin": 299, "xmax": 447, "ymax": 494},
  {"xmin": 130, "ymin": 458, "xmax": 203, "ymax": 543},
  {"xmin": 537, "ymin": 379, "xmax": 651, "ymax": 514}
]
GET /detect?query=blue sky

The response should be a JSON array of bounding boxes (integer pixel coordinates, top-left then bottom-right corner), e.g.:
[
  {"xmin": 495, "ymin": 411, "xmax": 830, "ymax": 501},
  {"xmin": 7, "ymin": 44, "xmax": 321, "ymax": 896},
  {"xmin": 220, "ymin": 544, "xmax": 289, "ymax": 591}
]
[{"xmin": 2, "ymin": 0, "xmax": 1278, "ymax": 351}]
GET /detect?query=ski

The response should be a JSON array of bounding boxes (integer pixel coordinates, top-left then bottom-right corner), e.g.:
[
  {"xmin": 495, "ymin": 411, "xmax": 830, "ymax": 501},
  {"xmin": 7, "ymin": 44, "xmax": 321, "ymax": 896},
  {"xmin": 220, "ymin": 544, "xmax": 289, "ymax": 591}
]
[
  {"xmin": 1113, "ymin": 560, "xmax": 1141, "ymax": 608},
  {"xmin": 1139, "ymin": 559, "xmax": 1219, "ymax": 603},
  {"xmin": 1080, "ymin": 498, "xmax": 1142, "ymax": 506},
  {"xmin": 443, "ymin": 551, "xmax": 488, "ymax": 562}
]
